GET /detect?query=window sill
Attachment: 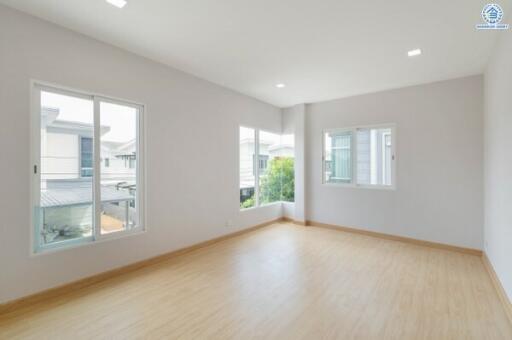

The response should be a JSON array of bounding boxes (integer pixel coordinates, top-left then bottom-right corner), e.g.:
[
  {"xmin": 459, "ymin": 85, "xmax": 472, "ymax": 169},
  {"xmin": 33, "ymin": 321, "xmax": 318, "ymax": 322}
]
[
  {"xmin": 239, "ymin": 201, "xmax": 284, "ymax": 212},
  {"xmin": 323, "ymin": 182, "xmax": 396, "ymax": 191},
  {"xmin": 31, "ymin": 227, "xmax": 146, "ymax": 257}
]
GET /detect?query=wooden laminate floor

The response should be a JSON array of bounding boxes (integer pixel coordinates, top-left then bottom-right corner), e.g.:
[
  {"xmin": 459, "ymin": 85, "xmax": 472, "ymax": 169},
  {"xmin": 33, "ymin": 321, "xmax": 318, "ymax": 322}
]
[{"xmin": 1, "ymin": 223, "xmax": 511, "ymax": 339}]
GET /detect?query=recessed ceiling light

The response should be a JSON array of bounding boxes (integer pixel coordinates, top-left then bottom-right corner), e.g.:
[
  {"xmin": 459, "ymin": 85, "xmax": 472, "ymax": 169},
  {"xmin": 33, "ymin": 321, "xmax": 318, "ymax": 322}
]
[
  {"xmin": 275, "ymin": 83, "xmax": 286, "ymax": 88},
  {"xmin": 106, "ymin": 0, "xmax": 127, "ymax": 8},
  {"xmin": 407, "ymin": 49, "xmax": 422, "ymax": 57}
]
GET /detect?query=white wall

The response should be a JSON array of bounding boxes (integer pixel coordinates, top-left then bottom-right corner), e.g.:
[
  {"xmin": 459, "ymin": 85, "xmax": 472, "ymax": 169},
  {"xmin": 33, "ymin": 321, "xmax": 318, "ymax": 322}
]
[
  {"xmin": 0, "ymin": 5, "xmax": 282, "ymax": 304},
  {"xmin": 484, "ymin": 32, "xmax": 512, "ymax": 301},
  {"xmin": 305, "ymin": 76, "xmax": 484, "ymax": 249},
  {"xmin": 282, "ymin": 104, "xmax": 306, "ymax": 223}
]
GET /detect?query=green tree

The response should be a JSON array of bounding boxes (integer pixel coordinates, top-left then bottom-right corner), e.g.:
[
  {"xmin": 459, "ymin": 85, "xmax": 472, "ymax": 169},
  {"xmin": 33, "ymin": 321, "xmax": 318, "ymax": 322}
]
[
  {"xmin": 241, "ymin": 196, "xmax": 255, "ymax": 209},
  {"xmin": 260, "ymin": 157, "xmax": 294, "ymax": 204}
]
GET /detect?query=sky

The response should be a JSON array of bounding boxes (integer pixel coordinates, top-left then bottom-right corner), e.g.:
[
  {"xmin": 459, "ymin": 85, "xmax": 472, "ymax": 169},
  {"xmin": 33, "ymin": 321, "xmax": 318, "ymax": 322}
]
[{"xmin": 42, "ymin": 91, "xmax": 136, "ymax": 143}]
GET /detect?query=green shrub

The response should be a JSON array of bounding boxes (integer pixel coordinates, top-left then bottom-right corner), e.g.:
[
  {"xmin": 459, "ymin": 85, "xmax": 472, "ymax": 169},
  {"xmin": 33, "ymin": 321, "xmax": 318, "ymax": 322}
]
[
  {"xmin": 260, "ymin": 157, "xmax": 294, "ymax": 204},
  {"xmin": 241, "ymin": 196, "xmax": 255, "ymax": 209}
]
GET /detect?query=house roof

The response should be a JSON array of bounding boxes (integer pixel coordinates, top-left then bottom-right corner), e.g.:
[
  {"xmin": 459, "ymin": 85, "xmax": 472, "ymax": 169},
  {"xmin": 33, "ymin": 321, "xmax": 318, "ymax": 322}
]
[
  {"xmin": 42, "ymin": 107, "xmax": 111, "ymax": 136},
  {"xmin": 41, "ymin": 186, "xmax": 133, "ymax": 208}
]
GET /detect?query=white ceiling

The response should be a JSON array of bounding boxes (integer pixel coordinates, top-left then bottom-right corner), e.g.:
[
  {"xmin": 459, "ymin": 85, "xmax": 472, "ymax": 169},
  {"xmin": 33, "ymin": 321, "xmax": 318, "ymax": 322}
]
[{"xmin": 0, "ymin": 0, "xmax": 507, "ymax": 107}]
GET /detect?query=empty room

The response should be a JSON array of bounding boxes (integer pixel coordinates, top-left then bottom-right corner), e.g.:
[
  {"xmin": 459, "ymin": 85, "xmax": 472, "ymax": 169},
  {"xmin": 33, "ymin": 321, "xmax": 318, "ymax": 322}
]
[{"xmin": 0, "ymin": 0, "xmax": 511, "ymax": 339}]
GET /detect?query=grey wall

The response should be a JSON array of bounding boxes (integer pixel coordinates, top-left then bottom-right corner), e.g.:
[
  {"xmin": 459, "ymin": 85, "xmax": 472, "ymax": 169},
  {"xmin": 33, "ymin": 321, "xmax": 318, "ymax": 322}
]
[
  {"xmin": 0, "ymin": 5, "xmax": 282, "ymax": 304},
  {"xmin": 305, "ymin": 76, "xmax": 484, "ymax": 249},
  {"xmin": 484, "ymin": 32, "xmax": 512, "ymax": 301}
]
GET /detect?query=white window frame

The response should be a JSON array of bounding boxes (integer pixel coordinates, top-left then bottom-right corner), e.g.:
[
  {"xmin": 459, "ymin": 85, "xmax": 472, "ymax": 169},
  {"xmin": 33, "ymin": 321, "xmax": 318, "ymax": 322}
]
[
  {"xmin": 30, "ymin": 80, "xmax": 146, "ymax": 255},
  {"xmin": 239, "ymin": 126, "xmax": 287, "ymax": 210},
  {"xmin": 322, "ymin": 124, "xmax": 396, "ymax": 190}
]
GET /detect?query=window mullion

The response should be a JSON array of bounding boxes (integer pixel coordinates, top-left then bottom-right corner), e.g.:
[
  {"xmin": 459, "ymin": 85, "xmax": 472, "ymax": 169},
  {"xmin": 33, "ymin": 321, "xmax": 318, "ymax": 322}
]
[
  {"xmin": 136, "ymin": 106, "xmax": 143, "ymax": 229},
  {"xmin": 32, "ymin": 87, "xmax": 42, "ymax": 251},
  {"xmin": 255, "ymin": 129, "xmax": 260, "ymax": 207},
  {"xmin": 392, "ymin": 126, "xmax": 396, "ymax": 188},
  {"xmin": 93, "ymin": 97, "xmax": 101, "ymax": 240},
  {"xmin": 352, "ymin": 128, "xmax": 357, "ymax": 186}
]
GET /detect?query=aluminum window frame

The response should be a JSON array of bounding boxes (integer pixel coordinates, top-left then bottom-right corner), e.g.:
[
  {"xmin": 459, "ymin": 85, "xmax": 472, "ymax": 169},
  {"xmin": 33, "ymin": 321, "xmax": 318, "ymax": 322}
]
[
  {"xmin": 322, "ymin": 124, "xmax": 397, "ymax": 190},
  {"xmin": 30, "ymin": 80, "xmax": 146, "ymax": 255}
]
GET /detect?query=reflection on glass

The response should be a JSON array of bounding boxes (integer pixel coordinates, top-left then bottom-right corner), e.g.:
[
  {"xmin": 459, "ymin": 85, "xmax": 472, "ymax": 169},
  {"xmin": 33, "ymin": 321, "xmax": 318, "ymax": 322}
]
[
  {"xmin": 280, "ymin": 134, "xmax": 295, "ymax": 202},
  {"xmin": 324, "ymin": 131, "xmax": 352, "ymax": 184},
  {"xmin": 356, "ymin": 128, "xmax": 392, "ymax": 186},
  {"xmin": 100, "ymin": 102, "xmax": 138, "ymax": 234}
]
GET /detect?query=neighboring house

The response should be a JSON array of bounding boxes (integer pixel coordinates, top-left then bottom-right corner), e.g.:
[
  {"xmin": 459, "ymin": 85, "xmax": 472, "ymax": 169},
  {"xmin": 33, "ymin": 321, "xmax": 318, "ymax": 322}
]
[
  {"xmin": 268, "ymin": 143, "xmax": 294, "ymax": 158},
  {"xmin": 101, "ymin": 139, "xmax": 137, "ymax": 186},
  {"xmin": 39, "ymin": 107, "xmax": 136, "ymax": 243},
  {"xmin": 41, "ymin": 107, "xmax": 136, "ymax": 185},
  {"xmin": 324, "ymin": 128, "xmax": 391, "ymax": 185}
]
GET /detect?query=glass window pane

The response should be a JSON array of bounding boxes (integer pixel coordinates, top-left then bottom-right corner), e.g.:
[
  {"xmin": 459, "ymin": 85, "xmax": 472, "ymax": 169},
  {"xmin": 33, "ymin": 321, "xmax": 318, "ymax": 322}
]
[
  {"xmin": 356, "ymin": 127, "xmax": 393, "ymax": 186},
  {"xmin": 325, "ymin": 131, "xmax": 352, "ymax": 183},
  {"xmin": 100, "ymin": 101, "xmax": 138, "ymax": 234},
  {"xmin": 356, "ymin": 129, "xmax": 371, "ymax": 185},
  {"xmin": 39, "ymin": 91, "xmax": 94, "ymax": 247},
  {"xmin": 258, "ymin": 130, "xmax": 282, "ymax": 205},
  {"xmin": 279, "ymin": 134, "xmax": 295, "ymax": 202},
  {"xmin": 240, "ymin": 127, "xmax": 255, "ymax": 209}
]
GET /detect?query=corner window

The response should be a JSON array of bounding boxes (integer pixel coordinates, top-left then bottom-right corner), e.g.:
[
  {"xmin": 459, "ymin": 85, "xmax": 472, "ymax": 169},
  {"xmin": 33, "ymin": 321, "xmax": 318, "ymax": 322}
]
[
  {"xmin": 239, "ymin": 126, "xmax": 295, "ymax": 209},
  {"xmin": 323, "ymin": 125, "xmax": 395, "ymax": 189},
  {"xmin": 32, "ymin": 83, "xmax": 145, "ymax": 252}
]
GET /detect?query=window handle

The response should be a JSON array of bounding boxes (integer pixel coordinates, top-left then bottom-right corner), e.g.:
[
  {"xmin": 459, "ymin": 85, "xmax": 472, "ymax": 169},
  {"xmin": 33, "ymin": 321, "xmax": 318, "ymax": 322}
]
[{"xmin": 34, "ymin": 165, "xmax": 38, "ymax": 174}]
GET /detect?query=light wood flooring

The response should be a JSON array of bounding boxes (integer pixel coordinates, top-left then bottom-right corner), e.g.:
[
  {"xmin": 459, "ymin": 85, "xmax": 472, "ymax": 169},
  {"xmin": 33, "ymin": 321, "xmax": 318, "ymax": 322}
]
[{"xmin": 1, "ymin": 222, "xmax": 511, "ymax": 339}]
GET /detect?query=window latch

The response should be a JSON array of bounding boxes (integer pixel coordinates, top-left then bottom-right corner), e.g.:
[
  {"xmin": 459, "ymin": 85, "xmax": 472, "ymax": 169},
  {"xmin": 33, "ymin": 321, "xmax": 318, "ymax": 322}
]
[{"xmin": 34, "ymin": 165, "xmax": 37, "ymax": 174}]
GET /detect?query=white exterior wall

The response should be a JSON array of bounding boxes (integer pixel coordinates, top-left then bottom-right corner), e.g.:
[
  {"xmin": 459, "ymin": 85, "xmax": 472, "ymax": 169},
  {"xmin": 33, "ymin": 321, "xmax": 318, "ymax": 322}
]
[
  {"xmin": 42, "ymin": 132, "xmax": 79, "ymax": 180},
  {"xmin": 269, "ymin": 145, "xmax": 294, "ymax": 158},
  {"xmin": 42, "ymin": 130, "xmax": 137, "ymax": 183},
  {"xmin": 100, "ymin": 147, "xmax": 136, "ymax": 184},
  {"xmin": 101, "ymin": 158, "xmax": 135, "ymax": 181}
]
